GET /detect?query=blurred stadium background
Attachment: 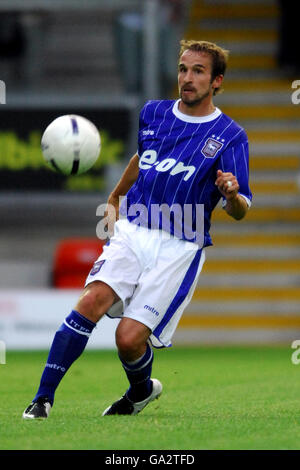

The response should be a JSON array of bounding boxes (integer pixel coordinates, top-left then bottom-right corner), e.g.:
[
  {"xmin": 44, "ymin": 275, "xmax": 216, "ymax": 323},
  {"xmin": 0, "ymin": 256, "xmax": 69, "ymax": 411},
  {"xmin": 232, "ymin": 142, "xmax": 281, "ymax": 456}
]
[{"xmin": 0, "ymin": 0, "xmax": 299, "ymax": 351}]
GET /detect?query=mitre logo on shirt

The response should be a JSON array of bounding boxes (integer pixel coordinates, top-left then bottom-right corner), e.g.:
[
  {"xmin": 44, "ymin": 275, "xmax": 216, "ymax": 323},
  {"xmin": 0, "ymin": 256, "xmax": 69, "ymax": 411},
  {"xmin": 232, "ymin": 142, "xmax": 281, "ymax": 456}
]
[
  {"xmin": 143, "ymin": 130, "xmax": 155, "ymax": 136},
  {"xmin": 201, "ymin": 137, "xmax": 224, "ymax": 158}
]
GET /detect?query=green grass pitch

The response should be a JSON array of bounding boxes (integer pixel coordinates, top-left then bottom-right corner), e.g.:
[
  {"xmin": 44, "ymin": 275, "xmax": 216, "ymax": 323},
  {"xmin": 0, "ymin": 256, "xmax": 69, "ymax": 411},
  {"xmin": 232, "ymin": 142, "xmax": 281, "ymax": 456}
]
[{"xmin": 0, "ymin": 346, "xmax": 299, "ymax": 450}]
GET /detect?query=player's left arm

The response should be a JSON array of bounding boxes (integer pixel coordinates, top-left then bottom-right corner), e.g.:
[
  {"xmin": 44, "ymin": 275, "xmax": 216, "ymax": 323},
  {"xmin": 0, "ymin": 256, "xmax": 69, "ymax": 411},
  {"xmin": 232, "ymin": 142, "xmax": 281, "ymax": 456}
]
[
  {"xmin": 104, "ymin": 153, "xmax": 139, "ymax": 232},
  {"xmin": 215, "ymin": 132, "xmax": 252, "ymax": 220},
  {"xmin": 215, "ymin": 169, "xmax": 248, "ymax": 220}
]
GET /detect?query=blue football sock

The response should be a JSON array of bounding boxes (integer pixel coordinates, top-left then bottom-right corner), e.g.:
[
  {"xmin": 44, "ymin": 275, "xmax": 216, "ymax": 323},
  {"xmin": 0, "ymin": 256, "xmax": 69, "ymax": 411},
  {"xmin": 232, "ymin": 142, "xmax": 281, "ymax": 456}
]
[
  {"xmin": 33, "ymin": 310, "xmax": 96, "ymax": 406},
  {"xmin": 119, "ymin": 343, "xmax": 154, "ymax": 402}
]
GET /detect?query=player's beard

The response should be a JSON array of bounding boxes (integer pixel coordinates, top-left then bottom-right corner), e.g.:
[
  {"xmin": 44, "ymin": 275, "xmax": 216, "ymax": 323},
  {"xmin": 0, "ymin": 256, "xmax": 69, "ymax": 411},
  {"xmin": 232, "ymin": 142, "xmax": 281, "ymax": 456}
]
[{"xmin": 180, "ymin": 88, "xmax": 210, "ymax": 107}]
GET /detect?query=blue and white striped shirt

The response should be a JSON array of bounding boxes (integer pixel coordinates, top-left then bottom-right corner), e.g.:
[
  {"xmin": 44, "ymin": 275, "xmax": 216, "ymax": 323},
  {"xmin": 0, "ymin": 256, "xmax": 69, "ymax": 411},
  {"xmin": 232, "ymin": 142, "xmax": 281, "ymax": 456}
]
[{"xmin": 120, "ymin": 99, "xmax": 252, "ymax": 247}]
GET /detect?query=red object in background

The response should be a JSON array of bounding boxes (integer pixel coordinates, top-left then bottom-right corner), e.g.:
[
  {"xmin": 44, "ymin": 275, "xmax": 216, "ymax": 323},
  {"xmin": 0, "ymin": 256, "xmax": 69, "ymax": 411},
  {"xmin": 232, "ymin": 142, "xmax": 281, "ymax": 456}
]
[{"xmin": 52, "ymin": 238, "xmax": 105, "ymax": 288}]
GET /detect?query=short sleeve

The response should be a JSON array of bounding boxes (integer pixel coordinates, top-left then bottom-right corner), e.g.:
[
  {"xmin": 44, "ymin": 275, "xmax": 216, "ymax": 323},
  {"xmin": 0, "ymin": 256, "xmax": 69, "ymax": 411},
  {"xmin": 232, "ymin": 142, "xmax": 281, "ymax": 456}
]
[{"xmin": 217, "ymin": 131, "xmax": 252, "ymax": 207}]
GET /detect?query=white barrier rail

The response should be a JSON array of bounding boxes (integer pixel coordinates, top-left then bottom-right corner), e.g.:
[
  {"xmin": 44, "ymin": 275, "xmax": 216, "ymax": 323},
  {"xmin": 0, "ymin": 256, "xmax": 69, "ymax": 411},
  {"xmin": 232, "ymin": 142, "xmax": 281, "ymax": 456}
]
[{"xmin": 0, "ymin": 290, "xmax": 119, "ymax": 350}]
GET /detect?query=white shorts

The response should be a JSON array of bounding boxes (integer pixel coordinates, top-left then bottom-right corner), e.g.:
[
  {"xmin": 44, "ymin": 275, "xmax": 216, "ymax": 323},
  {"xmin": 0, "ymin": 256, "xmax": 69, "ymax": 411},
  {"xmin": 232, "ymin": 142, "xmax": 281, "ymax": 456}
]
[{"xmin": 85, "ymin": 219, "xmax": 206, "ymax": 348}]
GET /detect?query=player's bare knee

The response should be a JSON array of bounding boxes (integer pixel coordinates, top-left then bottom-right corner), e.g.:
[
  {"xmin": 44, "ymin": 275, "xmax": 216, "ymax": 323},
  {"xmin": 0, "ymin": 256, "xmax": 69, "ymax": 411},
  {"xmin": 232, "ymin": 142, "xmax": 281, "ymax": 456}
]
[
  {"xmin": 75, "ymin": 291, "xmax": 96, "ymax": 321},
  {"xmin": 75, "ymin": 281, "xmax": 115, "ymax": 323},
  {"xmin": 116, "ymin": 318, "xmax": 151, "ymax": 360},
  {"xmin": 116, "ymin": 334, "xmax": 136, "ymax": 356},
  {"xmin": 116, "ymin": 329, "xmax": 146, "ymax": 360}
]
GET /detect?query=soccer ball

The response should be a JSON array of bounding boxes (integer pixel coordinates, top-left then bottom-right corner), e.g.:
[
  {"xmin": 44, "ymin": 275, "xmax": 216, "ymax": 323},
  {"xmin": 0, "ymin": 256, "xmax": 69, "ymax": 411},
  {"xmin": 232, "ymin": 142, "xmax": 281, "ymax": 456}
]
[{"xmin": 41, "ymin": 114, "xmax": 101, "ymax": 175}]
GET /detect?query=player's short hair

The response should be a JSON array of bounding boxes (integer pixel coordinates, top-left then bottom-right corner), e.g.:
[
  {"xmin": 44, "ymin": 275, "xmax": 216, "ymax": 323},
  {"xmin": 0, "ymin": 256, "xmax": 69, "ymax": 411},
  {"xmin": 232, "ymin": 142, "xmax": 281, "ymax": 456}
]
[{"xmin": 178, "ymin": 40, "xmax": 229, "ymax": 95}]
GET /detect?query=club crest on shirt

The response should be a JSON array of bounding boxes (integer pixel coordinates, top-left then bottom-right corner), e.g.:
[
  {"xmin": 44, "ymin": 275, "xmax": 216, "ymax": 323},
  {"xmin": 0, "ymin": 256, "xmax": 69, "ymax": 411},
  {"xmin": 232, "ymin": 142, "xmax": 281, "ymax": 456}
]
[
  {"xmin": 89, "ymin": 260, "xmax": 106, "ymax": 276},
  {"xmin": 201, "ymin": 137, "xmax": 224, "ymax": 158}
]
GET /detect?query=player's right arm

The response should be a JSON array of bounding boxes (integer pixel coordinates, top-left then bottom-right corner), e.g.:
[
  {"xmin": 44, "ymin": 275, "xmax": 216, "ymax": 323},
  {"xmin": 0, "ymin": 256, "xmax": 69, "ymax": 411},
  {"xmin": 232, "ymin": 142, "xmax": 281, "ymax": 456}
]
[{"xmin": 105, "ymin": 153, "xmax": 139, "ymax": 224}]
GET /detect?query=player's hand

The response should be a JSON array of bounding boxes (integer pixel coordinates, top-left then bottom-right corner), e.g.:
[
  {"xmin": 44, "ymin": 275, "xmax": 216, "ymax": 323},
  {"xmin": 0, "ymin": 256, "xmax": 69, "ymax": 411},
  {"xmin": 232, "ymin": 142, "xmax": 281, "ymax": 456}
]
[{"xmin": 215, "ymin": 170, "xmax": 239, "ymax": 200}]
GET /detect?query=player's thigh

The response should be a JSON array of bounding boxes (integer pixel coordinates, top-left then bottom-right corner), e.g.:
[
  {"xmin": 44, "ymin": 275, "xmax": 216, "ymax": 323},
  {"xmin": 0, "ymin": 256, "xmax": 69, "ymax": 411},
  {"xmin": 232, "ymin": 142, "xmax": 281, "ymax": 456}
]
[
  {"xmin": 75, "ymin": 280, "xmax": 118, "ymax": 323},
  {"xmin": 124, "ymin": 242, "xmax": 205, "ymax": 338}
]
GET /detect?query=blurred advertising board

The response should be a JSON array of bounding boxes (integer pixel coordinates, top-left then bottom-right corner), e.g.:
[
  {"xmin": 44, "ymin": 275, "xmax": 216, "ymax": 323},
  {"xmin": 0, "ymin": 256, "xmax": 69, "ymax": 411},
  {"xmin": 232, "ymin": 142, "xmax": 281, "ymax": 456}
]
[{"xmin": 0, "ymin": 290, "xmax": 119, "ymax": 349}]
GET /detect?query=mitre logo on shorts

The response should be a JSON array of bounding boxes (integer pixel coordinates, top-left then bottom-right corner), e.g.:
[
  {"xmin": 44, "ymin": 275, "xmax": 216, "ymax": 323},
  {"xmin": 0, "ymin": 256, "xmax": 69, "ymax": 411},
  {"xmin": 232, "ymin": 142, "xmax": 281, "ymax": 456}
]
[
  {"xmin": 201, "ymin": 137, "xmax": 223, "ymax": 158},
  {"xmin": 144, "ymin": 305, "xmax": 159, "ymax": 316},
  {"xmin": 89, "ymin": 260, "xmax": 105, "ymax": 276}
]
